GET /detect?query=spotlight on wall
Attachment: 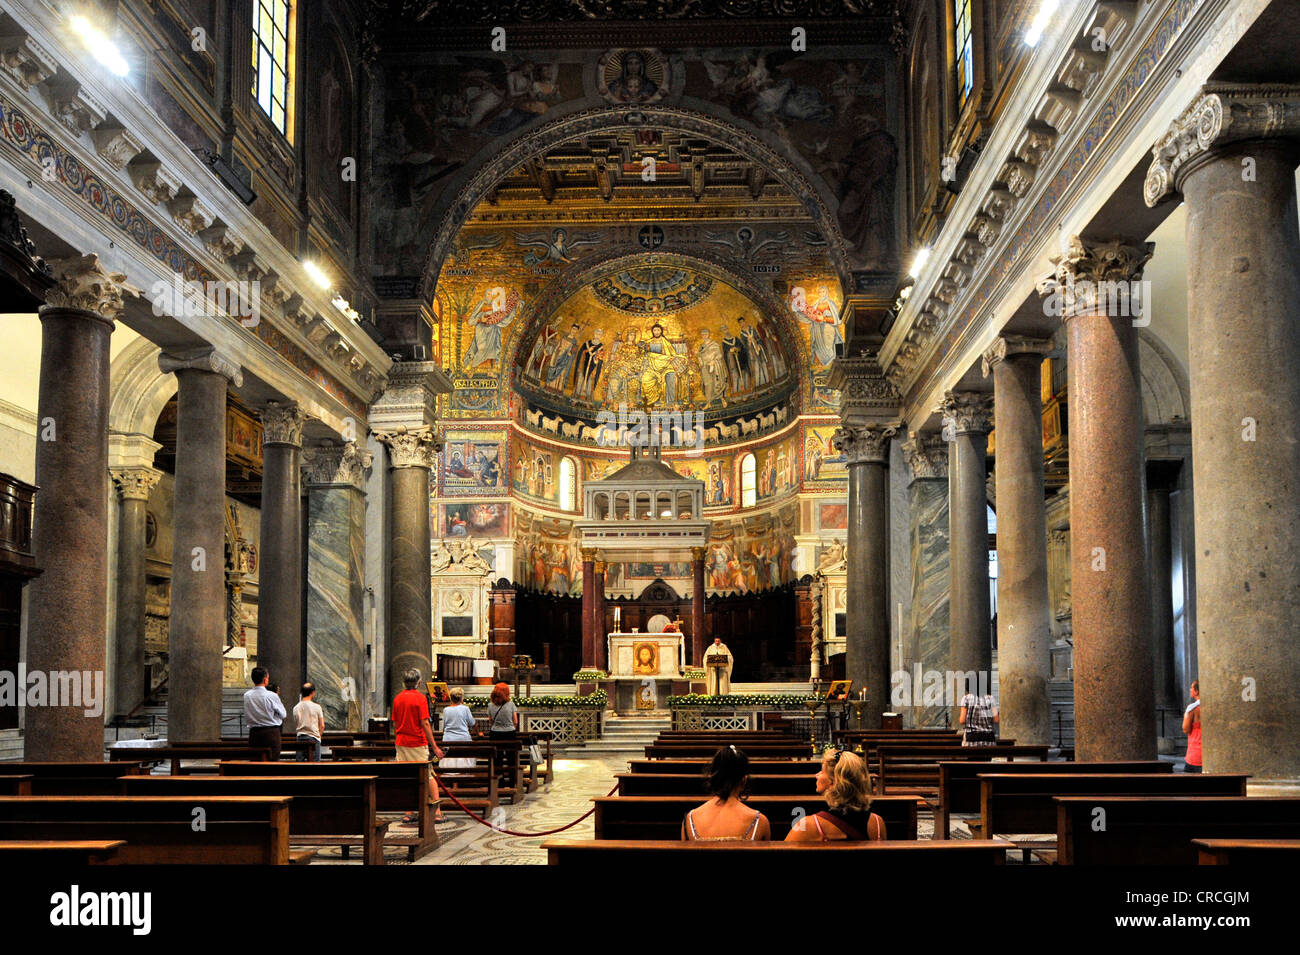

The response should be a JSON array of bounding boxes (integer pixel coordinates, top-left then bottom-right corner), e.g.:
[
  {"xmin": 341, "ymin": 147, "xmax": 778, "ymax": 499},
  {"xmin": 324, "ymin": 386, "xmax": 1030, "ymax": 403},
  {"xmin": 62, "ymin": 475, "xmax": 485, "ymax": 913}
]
[
  {"xmin": 303, "ymin": 261, "xmax": 331, "ymax": 290},
  {"xmin": 908, "ymin": 248, "xmax": 931, "ymax": 280},
  {"xmin": 1024, "ymin": 0, "xmax": 1061, "ymax": 47},
  {"xmin": 69, "ymin": 15, "xmax": 130, "ymax": 77}
]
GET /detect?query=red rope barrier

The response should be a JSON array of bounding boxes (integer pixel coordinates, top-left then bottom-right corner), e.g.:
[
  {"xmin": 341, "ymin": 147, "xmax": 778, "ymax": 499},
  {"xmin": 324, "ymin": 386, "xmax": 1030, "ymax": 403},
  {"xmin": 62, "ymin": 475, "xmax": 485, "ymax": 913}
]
[{"xmin": 431, "ymin": 770, "xmax": 620, "ymax": 837}]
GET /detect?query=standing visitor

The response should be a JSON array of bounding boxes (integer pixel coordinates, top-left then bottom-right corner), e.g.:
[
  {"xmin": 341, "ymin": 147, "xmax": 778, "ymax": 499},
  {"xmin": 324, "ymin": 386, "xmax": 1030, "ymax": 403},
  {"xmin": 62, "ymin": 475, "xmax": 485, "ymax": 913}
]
[
  {"xmin": 293, "ymin": 682, "xmax": 325, "ymax": 761},
  {"xmin": 392, "ymin": 669, "xmax": 444, "ymax": 823},
  {"xmin": 244, "ymin": 667, "xmax": 285, "ymax": 761},
  {"xmin": 1182, "ymin": 680, "xmax": 1202, "ymax": 773}
]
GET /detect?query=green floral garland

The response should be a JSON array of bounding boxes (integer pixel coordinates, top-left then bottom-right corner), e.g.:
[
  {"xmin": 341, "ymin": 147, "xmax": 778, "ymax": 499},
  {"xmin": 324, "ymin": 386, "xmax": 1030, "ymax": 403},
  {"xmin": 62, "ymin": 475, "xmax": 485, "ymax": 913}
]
[
  {"xmin": 666, "ymin": 693, "xmax": 818, "ymax": 707},
  {"xmin": 465, "ymin": 689, "xmax": 608, "ymax": 708},
  {"xmin": 572, "ymin": 669, "xmax": 609, "ymax": 682},
  {"xmin": 681, "ymin": 668, "xmax": 707, "ymax": 681}
]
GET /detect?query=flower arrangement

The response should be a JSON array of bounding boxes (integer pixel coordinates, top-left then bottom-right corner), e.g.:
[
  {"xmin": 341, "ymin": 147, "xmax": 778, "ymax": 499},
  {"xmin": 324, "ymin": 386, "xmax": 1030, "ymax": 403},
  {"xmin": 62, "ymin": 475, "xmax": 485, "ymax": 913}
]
[
  {"xmin": 666, "ymin": 693, "xmax": 818, "ymax": 707},
  {"xmin": 572, "ymin": 669, "xmax": 609, "ymax": 682},
  {"xmin": 466, "ymin": 690, "xmax": 607, "ymax": 708},
  {"xmin": 681, "ymin": 668, "xmax": 707, "ymax": 681}
]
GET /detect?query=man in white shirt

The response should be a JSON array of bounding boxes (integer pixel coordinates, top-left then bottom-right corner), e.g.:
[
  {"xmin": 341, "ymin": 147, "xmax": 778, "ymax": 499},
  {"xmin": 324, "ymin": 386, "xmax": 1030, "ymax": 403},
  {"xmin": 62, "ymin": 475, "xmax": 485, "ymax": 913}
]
[
  {"xmin": 293, "ymin": 682, "xmax": 326, "ymax": 762},
  {"xmin": 243, "ymin": 667, "xmax": 286, "ymax": 760}
]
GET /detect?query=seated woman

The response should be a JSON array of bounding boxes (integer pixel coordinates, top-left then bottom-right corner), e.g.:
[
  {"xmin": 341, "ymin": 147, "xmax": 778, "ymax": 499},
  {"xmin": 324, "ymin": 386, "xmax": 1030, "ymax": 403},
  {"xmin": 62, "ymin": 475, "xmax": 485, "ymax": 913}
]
[
  {"xmin": 681, "ymin": 745, "xmax": 772, "ymax": 841},
  {"xmin": 440, "ymin": 687, "xmax": 476, "ymax": 742},
  {"xmin": 785, "ymin": 748, "xmax": 885, "ymax": 842}
]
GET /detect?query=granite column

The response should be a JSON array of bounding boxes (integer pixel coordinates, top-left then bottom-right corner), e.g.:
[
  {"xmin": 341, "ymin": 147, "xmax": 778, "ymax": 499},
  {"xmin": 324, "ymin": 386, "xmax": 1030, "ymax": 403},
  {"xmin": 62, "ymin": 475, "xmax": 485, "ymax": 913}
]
[
  {"xmin": 110, "ymin": 465, "xmax": 162, "ymax": 719},
  {"xmin": 690, "ymin": 546, "xmax": 707, "ymax": 667},
  {"xmin": 580, "ymin": 548, "xmax": 596, "ymax": 669},
  {"xmin": 24, "ymin": 255, "xmax": 126, "ymax": 760}
]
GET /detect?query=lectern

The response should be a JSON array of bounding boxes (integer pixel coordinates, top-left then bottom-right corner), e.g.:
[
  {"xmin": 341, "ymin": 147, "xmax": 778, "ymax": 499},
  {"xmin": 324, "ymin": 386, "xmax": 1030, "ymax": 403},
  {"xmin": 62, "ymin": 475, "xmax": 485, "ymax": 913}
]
[{"xmin": 706, "ymin": 654, "xmax": 730, "ymax": 695}]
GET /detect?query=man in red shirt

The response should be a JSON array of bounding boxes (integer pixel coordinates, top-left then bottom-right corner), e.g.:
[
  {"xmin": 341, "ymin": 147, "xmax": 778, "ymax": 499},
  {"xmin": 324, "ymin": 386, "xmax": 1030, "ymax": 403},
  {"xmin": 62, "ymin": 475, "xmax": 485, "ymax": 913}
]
[{"xmin": 393, "ymin": 669, "xmax": 444, "ymax": 821}]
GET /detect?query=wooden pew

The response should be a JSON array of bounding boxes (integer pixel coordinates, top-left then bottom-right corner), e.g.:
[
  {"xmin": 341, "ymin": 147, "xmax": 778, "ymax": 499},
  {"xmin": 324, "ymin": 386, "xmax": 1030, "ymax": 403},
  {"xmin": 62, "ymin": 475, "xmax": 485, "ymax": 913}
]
[
  {"xmin": 331, "ymin": 741, "xmax": 523, "ymax": 806},
  {"xmin": 616, "ymin": 773, "xmax": 819, "ymax": 796},
  {"xmin": 1193, "ymin": 839, "xmax": 1300, "ymax": 865},
  {"xmin": 0, "ymin": 796, "xmax": 298, "ymax": 864},
  {"xmin": 935, "ymin": 760, "xmax": 1171, "ymax": 838},
  {"xmin": 875, "ymin": 744, "xmax": 1049, "ymax": 794},
  {"xmin": 644, "ymin": 744, "xmax": 812, "ymax": 759},
  {"xmin": 0, "ymin": 841, "xmax": 125, "ymax": 864},
  {"xmin": 122, "ymin": 775, "xmax": 389, "ymax": 865},
  {"xmin": 0, "ymin": 776, "xmax": 31, "ymax": 796},
  {"xmin": 109, "ymin": 745, "xmax": 270, "ymax": 774},
  {"xmin": 627, "ymin": 759, "xmax": 821, "ymax": 776},
  {"xmin": 593, "ymin": 794, "xmax": 921, "ymax": 841},
  {"xmin": 0, "ymin": 761, "xmax": 149, "ymax": 795},
  {"xmin": 977, "ymin": 773, "xmax": 1249, "ymax": 859},
  {"xmin": 1057, "ymin": 796, "xmax": 1300, "ymax": 865},
  {"xmin": 219, "ymin": 760, "xmax": 438, "ymax": 861},
  {"xmin": 543, "ymin": 838, "xmax": 1012, "ymax": 865}
]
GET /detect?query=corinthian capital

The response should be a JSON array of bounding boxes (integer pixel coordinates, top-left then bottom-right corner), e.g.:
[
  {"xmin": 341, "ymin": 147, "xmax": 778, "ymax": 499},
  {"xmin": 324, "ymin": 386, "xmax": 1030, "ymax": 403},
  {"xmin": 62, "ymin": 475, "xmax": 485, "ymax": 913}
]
[
  {"xmin": 158, "ymin": 347, "xmax": 244, "ymax": 386},
  {"xmin": 260, "ymin": 401, "xmax": 306, "ymax": 448},
  {"xmin": 832, "ymin": 424, "xmax": 896, "ymax": 465},
  {"xmin": 981, "ymin": 335, "xmax": 1053, "ymax": 377},
  {"xmin": 1036, "ymin": 235, "xmax": 1153, "ymax": 321},
  {"xmin": 901, "ymin": 431, "xmax": 948, "ymax": 481},
  {"xmin": 374, "ymin": 426, "xmax": 440, "ymax": 469},
  {"xmin": 110, "ymin": 466, "xmax": 161, "ymax": 502},
  {"xmin": 302, "ymin": 441, "xmax": 373, "ymax": 490},
  {"xmin": 1146, "ymin": 84, "xmax": 1300, "ymax": 206},
  {"xmin": 940, "ymin": 391, "xmax": 994, "ymax": 436},
  {"xmin": 41, "ymin": 254, "xmax": 128, "ymax": 322}
]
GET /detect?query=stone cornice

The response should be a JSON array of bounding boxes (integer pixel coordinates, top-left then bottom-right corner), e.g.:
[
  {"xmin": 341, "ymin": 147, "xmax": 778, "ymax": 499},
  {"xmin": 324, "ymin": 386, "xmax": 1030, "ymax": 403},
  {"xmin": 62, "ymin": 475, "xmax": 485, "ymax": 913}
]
[
  {"xmin": 981, "ymin": 334, "xmax": 1053, "ymax": 377},
  {"xmin": 158, "ymin": 347, "xmax": 244, "ymax": 386},
  {"xmin": 901, "ymin": 430, "xmax": 948, "ymax": 482},
  {"xmin": 41, "ymin": 253, "xmax": 127, "ymax": 321},
  {"xmin": 368, "ymin": 361, "xmax": 454, "ymax": 434},
  {"xmin": 374, "ymin": 426, "xmax": 440, "ymax": 470},
  {"xmin": 940, "ymin": 391, "xmax": 994, "ymax": 436},
  {"xmin": 110, "ymin": 466, "xmax": 161, "ymax": 502},
  {"xmin": 260, "ymin": 401, "xmax": 307, "ymax": 448},
  {"xmin": 302, "ymin": 441, "xmax": 374, "ymax": 490},
  {"xmin": 1145, "ymin": 83, "xmax": 1300, "ymax": 205},
  {"xmin": 832, "ymin": 423, "xmax": 897, "ymax": 466},
  {"xmin": 829, "ymin": 351, "xmax": 901, "ymax": 428}
]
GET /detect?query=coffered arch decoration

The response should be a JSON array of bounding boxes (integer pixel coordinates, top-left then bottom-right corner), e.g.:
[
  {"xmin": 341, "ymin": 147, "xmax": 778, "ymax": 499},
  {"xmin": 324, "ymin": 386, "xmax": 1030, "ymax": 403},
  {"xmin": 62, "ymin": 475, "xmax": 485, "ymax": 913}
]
[{"xmin": 418, "ymin": 105, "xmax": 855, "ymax": 298}]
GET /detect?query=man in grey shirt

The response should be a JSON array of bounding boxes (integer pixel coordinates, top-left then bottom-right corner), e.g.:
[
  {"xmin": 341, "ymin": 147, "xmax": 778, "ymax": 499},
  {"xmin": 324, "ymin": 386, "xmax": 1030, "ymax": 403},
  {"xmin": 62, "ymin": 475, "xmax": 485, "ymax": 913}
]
[{"xmin": 244, "ymin": 666, "xmax": 286, "ymax": 760}]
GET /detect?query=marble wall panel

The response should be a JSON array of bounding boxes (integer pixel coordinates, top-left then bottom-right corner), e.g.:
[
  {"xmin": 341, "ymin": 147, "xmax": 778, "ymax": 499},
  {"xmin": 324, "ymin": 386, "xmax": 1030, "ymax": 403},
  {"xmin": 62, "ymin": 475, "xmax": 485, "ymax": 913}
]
[{"xmin": 306, "ymin": 485, "xmax": 367, "ymax": 731}]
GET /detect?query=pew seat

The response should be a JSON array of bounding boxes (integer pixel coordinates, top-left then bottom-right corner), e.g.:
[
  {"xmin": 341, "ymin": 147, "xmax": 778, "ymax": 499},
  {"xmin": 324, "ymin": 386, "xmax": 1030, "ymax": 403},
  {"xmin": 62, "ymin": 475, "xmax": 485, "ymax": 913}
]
[{"xmin": 543, "ymin": 838, "xmax": 1012, "ymax": 865}]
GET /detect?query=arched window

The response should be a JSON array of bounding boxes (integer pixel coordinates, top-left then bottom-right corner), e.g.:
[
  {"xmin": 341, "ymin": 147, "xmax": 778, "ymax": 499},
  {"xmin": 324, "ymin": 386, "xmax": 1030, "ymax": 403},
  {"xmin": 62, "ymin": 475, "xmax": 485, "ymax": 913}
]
[
  {"xmin": 953, "ymin": 0, "xmax": 974, "ymax": 108},
  {"xmin": 559, "ymin": 456, "xmax": 577, "ymax": 512},
  {"xmin": 740, "ymin": 453, "xmax": 757, "ymax": 508},
  {"xmin": 253, "ymin": 0, "xmax": 296, "ymax": 137}
]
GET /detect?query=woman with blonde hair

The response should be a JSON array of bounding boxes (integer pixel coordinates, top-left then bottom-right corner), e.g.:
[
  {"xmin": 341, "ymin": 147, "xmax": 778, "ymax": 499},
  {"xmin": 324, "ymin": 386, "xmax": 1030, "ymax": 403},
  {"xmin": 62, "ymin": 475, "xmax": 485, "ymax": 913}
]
[{"xmin": 785, "ymin": 747, "xmax": 885, "ymax": 842}]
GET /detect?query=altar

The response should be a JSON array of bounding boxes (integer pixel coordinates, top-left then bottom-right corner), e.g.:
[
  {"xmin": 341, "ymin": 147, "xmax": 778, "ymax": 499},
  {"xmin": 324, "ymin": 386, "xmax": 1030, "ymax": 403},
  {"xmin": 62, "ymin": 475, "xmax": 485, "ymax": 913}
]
[{"xmin": 607, "ymin": 631, "xmax": 684, "ymax": 679}]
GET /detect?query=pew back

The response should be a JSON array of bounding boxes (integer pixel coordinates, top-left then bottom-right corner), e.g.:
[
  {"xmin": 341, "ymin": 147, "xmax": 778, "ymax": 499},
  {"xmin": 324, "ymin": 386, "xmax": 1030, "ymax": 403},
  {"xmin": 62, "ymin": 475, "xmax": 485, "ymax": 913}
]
[{"xmin": 592, "ymin": 794, "xmax": 920, "ymax": 841}]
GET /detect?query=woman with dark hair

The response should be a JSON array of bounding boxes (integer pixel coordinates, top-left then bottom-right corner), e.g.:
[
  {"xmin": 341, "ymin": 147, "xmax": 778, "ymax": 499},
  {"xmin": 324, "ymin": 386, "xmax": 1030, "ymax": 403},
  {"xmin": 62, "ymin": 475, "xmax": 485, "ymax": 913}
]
[
  {"xmin": 785, "ymin": 748, "xmax": 885, "ymax": 842},
  {"xmin": 680, "ymin": 745, "xmax": 771, "ymax": 841}
]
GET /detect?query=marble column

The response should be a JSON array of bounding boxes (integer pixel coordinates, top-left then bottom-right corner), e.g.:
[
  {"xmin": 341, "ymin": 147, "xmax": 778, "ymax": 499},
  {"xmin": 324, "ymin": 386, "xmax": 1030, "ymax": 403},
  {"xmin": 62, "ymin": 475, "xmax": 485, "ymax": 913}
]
[
  {"xmin": 110, "ymin": 465, "xmax": 162, "ymax": 719},
  {"xmin": 257, "ymin": 401, "xmax": 305, "ymax": 729},
  {"xmin": 941, "ymin": 391, "xmax": 994, "ymax": 697},
  {"xmin": 375, "ymin": 427, "xmax": 438, "ymax": 698},
  {"xmin": 580, "ymin": 548, "xmax": 596, "ymax": 669},
  {"xmin": 984, "ymin": 336, "xmax": 1054, "ymax": 745},
  {"xmin": 159, "ymin": 347, "xmax": 243, "ymax": 743},
  {"xmin": 1039, "ymin": 235, "xmax": 1155, "ymax": 761},
  {"xmin": 901, "ymin": 432, "xmax": 949, "ymax": 728},
  {"xmin": 593, "ymin": 559, "xmax": 608, "ymax": 671},
  {"xmin": 303, "ymin": 442, "xmax": 372, "ymax": 732},
  {"xmin": 832, "ymin": 424, "xmax": 895, "ymax": 727},
  {"xmin": 24, "ymin": 255, "xmax": 125, "ymax": 760},
  {"xmin": 1146, "ymin": 86, "xmax": 1300, "ymax": 776},
  {"xmin": 690, "ymin": 546, "xmax": 707, "ymax": 666}
]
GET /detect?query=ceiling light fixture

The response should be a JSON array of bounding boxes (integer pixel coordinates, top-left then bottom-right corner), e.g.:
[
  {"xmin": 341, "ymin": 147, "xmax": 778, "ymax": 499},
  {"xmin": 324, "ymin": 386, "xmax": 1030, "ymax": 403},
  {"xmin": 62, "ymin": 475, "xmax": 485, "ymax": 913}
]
[
  {"xmin": 1024, "ymin": 0, "xmax": 1061, "ymax": 47},
  {"xmin": 69, "ymin": 15, "xmax": 130, "ymax": 77},
  {"xmin": 303, "ymin": 261, "xmax": 331, "ymax": 290}
]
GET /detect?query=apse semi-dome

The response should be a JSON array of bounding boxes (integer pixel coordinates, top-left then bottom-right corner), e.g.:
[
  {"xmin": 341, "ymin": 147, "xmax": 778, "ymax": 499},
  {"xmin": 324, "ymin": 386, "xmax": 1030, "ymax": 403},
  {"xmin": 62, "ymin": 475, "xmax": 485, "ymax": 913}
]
[{"xmin": 512, "ymin": 257, "xmax": 804, "ymax": 448}]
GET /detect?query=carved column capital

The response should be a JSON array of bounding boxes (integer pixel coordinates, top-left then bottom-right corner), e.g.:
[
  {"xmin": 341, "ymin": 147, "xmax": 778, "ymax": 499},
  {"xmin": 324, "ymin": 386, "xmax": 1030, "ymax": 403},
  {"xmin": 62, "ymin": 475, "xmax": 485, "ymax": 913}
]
[
  {"xmin": 981, "ymin": 335, "xmax": 1053, "ymax": 377},
  {"xmin": 832, "ymin": 424, "xmax": 897, "ymax": 465},
  {"xmin": 940, "ymin": 391, "xmax": 994, "ymax": 436},
  {"xmin": 374, "ymin": 426, "xmax": 439, "ymax": 470},
  {"xmin": 1146, "ymin": 83, "xmax": 1300, "ymax": 206},
  {"xmin": 901, "ymin": 430, "xmax": 949, "ymax": 481},
  {"xmin": 1036, "ymin": 236, "xmax": 1153, "ymax": 321},
  {"xmin": 690, "ymin": 546, "xmax": 707, "ymax": 563},
  {"xmin": 301, "ymin": 441, "xmax": 373, "ymax": 491},
  {"xmin": 260, "ymin": 401, "xmax": 306, "ymax": 448},
  {"xmin": 158, "ymin": 347, "xmax": 244, "ymax": 386},
  {"xmin": 580, "ymin": 547, "xmax": 598, "ymax": 563},
  {"xmin": 110, "ymin": 466, "xmax": 161, "ymax": 502},
  {"xmin": 41, "ymin": 253, "xmax": 128, "ymax": 323}
]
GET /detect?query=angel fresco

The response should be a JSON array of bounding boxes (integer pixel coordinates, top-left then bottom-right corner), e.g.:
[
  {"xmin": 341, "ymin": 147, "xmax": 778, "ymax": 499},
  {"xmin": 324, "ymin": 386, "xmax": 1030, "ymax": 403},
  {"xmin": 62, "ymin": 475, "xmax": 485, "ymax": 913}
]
[{"xmin": 513, "ymin": 228, "xmax": 600, "ymax": 267}]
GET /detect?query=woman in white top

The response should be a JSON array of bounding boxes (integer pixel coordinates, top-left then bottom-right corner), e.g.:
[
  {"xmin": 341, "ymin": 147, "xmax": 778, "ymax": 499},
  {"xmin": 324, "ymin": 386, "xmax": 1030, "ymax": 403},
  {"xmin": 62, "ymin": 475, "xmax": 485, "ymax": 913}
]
[
  {"xmin": 440, "ymin": 687, "xmax": 476, "ymax": 742},
  {"xmin": 681, "ymin": 746, "xmax": 771, "ymax": 841}
]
